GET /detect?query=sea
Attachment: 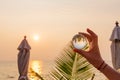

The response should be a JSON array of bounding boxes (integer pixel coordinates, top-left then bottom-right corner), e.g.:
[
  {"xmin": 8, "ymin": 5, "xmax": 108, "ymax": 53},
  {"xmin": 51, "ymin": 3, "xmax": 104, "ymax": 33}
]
[
  {"xmin": 0, "ymin": 61, "xmax": 111, "ymax": 80},
  {"xmin": 0, "ymin": 61, "xmax": 53, "ymax": 80},
  {"xmin": 0, "ymin": 61, "xmax": 18, "ymax": 80}
]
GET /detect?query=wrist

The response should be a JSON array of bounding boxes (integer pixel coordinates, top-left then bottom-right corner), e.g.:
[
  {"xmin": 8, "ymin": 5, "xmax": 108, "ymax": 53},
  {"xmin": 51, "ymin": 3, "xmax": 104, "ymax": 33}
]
[
  {"xmin": 97, "ymin": 61, "xmax": 108, "ymax": 71},
  {"xmin": 92, "ymin": 59, "xmax": 104, "ymax": 69}
]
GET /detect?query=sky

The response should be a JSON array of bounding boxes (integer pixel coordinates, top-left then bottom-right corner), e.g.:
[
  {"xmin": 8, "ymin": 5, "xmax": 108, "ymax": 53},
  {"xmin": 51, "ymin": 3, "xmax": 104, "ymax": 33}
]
[{"xmin": 0, "ymin": 0, "xmax": 120, "ymax": 65}]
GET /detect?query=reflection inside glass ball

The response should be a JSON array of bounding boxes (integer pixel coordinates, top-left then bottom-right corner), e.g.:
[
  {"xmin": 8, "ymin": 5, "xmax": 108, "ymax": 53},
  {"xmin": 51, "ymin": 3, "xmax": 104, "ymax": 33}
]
[{"xmin": 72, "ymin": 34, "xmax": 88, "ymax": 50}]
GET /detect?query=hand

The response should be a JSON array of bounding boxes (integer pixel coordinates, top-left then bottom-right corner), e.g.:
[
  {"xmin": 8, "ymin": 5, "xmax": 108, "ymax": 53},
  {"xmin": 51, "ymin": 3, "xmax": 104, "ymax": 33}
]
[{"xmin": 74, "ymin": 28, "xmax": 104, "ymax": 68}]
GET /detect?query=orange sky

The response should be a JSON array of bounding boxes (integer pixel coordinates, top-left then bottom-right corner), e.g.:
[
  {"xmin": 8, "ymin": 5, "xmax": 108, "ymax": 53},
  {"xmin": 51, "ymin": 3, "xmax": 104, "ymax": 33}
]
[{"xmin": 0, "ymin": 0, "xmax": 120, "ymax": 65}]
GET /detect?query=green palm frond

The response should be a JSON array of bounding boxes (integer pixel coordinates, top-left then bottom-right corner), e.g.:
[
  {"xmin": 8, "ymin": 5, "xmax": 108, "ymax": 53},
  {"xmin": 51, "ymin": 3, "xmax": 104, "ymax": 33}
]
[{"xmin": 51, "ymin": 43, "xmax": 94, "ymax": 80}]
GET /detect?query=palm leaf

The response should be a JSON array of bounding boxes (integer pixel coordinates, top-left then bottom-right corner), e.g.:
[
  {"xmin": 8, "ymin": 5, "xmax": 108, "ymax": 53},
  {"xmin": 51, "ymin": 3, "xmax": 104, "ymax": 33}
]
[{"xmin": 51, "ymin": 42, "xmax": 94, "ymax": 80}]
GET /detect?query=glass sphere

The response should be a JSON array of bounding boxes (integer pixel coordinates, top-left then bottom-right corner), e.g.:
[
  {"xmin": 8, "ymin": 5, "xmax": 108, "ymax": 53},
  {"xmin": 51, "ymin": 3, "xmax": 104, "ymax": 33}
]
[{"xmin": 72, "ymin": 34, "xmax": 89, "ymax": 50}]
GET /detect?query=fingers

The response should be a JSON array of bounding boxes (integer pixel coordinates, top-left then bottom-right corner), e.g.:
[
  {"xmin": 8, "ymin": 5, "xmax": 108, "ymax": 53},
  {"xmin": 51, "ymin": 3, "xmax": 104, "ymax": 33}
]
[
  {"xmin": 78, "ymin": 32, "xmax": 92, "ymax": 42},
  {"xmin": 77, "ymin": 28, "xmax": 98, "ymax": 51},
  {"xmin": 86, "ymin": 29, "xmax": 99, "ymax": 51},
  {"xmin": 87, "ymin": 28, "xmax": 97, "ymax": 38},
  {"xmin": 78, "ymin": 28, "xmax": 98, "ymax": 42},
  {"xmin": 87, "ymin": 28, "xmax": 98, "ymax": 43}
]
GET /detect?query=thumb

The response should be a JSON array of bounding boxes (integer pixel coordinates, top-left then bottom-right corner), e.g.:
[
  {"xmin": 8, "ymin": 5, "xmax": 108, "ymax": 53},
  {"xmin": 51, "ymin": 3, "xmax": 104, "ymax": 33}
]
[{"xmin": 74, "ymin": 49, "xmax": 86, "ymax": 57}]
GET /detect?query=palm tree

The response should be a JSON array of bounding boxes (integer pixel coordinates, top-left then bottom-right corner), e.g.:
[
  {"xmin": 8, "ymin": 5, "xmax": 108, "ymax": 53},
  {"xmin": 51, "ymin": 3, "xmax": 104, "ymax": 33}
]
[{"xmin": 51, "ymin": 43, "xmax": 94, "ymax": 80}]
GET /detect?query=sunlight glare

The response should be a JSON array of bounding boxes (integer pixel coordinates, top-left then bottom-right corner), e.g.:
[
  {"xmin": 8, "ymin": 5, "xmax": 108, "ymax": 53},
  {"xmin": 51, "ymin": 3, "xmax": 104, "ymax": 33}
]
[
  {"xmin": 33, "ymin": 35, "xmax": 40, "ymax": 41},
  {"xmin": 31, "ymin": 60, "xmax": 42, "ymax": 74}
]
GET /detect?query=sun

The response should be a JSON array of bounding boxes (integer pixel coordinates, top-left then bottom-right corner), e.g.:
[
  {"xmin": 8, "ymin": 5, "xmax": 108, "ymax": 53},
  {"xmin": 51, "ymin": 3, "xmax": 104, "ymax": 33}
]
[{"xmin": 33, "ymin": 35, "xmax": 40, "ymax": 41}]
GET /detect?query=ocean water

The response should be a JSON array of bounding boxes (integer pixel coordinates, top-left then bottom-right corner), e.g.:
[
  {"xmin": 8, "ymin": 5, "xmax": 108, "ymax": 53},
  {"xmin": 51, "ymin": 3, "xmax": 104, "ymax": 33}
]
[
  {"xmin": 0, "ymin": 61, "xmax": 109, "ymax": 80},
  {"xmin": 0, "ymin": 61, "xmax": 53, "ymax": 80},
  {"xmin": 0, "ymin": 61, "xmax": 18, "ymax": 80}
]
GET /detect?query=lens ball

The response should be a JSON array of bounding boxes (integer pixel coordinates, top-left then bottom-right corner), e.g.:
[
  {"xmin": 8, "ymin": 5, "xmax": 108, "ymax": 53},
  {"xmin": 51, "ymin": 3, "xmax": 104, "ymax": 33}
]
[{"xmin": 72, "ymin": 34, "xmax": 88, "ymax": 50}]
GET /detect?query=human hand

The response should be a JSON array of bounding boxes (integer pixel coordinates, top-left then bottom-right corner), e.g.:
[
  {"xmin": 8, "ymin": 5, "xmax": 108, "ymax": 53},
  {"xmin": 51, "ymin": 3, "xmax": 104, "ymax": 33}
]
[{"xmin": 74, "ymin": 28, "xmax": 104, "ymax": 69}]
